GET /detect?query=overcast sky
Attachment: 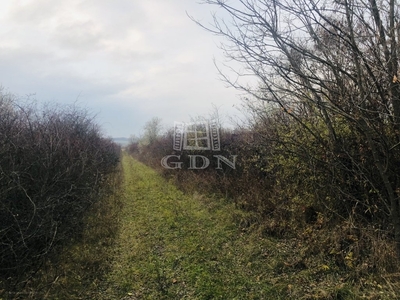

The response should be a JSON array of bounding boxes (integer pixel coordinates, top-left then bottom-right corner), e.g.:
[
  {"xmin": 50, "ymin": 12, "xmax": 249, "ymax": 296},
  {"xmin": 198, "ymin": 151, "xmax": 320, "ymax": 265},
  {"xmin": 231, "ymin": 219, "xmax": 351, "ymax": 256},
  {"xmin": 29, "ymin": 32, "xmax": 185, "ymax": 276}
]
[{"xmin": 0, "ymin": 0, "xmax": 250, "ymax": 138}]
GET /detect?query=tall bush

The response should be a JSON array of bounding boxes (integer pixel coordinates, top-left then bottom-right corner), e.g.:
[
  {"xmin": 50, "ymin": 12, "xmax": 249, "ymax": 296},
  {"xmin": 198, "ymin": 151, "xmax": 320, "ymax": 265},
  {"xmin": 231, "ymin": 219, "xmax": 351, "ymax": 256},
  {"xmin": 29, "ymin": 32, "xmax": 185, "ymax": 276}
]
[{"xmin": 0, "ymin": 91, "xmax": 120, "ymax": 278}]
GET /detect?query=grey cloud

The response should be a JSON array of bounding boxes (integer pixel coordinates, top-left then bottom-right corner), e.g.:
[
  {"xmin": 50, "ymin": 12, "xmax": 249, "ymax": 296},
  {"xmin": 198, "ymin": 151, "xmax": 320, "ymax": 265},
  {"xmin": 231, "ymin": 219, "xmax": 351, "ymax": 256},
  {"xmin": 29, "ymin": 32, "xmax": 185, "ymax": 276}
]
[
  {"xmin": 7, "ymin": 0, "xmax": 62, "ymax": 25},
  {"xmin": 0, "ymin": 0, "xmax": 244, "ymax": 138},
  {"xmin": 51, "ymin": 20, "xmax": 105, "ymax": 53}
]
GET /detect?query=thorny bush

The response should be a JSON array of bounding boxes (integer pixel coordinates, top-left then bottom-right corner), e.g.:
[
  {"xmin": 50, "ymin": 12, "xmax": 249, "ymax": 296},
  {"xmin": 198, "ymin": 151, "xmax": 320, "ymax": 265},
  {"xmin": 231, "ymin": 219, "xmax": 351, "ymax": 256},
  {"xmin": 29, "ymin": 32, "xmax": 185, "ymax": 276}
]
[{"xmin": 0, "ymin": 91, "xmax": 120, "ymax": 285}]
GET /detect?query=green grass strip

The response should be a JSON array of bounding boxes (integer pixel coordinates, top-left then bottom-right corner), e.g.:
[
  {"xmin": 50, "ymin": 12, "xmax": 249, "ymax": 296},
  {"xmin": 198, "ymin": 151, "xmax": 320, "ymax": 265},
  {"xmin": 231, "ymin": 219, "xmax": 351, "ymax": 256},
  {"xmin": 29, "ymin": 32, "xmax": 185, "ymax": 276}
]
[{"xmin": 105, "ymin": 154, "xmax": 278, "ymax": 299}]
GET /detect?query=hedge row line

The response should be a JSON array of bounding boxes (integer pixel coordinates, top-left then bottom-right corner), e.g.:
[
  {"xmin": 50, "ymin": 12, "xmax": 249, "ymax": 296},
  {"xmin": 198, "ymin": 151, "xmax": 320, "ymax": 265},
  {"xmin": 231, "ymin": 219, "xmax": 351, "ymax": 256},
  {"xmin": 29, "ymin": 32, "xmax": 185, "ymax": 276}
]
[{"xmin": 0, "ymin": 91, "xmax": 120, "ymax": 281}]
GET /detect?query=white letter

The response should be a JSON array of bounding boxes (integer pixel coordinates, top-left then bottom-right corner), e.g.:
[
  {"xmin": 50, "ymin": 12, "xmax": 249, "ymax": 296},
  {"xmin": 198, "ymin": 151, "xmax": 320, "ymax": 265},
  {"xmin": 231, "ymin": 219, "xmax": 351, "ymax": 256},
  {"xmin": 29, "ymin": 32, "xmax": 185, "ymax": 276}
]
[
  {"xmin": 188, "ymin": 155, "xmax": 210, "ymax": 169},
  {"xmin": 213, "ymin": 155, "xmax": 237, "ymax": 169},
  {"xmin": 161, "ymin": 155, "xmax": 183, "ymax": 169}
]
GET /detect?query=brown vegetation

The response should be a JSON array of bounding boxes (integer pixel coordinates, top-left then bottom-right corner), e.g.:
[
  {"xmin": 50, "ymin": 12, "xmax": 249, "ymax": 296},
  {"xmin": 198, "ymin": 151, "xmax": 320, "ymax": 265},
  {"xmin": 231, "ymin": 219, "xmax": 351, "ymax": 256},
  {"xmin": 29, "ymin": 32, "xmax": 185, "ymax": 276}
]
[
  {"xmin": 0, "ymin": 90, "xmax": 121, "ymax": 294},
  {"xmin": 128, "ymin": 103, "xmax": 400, "ymax": 287}
]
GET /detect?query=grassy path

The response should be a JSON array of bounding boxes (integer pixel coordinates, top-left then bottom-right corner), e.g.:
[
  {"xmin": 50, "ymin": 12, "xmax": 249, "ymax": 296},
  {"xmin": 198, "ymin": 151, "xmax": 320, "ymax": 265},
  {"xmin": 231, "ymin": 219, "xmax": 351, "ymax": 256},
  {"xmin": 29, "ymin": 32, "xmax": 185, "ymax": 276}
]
[
  {"xmin": 18, "ymin": 154, "xmax": 398, "ymax": 299},
  {"xmin": 104, "ymin": 154, "xmax": 281, "ymax": 299}
]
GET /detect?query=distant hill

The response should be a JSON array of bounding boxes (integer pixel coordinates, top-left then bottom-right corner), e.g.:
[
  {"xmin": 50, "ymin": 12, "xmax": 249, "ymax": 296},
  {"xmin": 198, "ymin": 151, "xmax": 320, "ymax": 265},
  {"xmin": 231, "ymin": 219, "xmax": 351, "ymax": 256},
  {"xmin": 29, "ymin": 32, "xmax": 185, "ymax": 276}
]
[{"xmin": 112, "ymin": 137, "xmax": 130, "ymax": 147}]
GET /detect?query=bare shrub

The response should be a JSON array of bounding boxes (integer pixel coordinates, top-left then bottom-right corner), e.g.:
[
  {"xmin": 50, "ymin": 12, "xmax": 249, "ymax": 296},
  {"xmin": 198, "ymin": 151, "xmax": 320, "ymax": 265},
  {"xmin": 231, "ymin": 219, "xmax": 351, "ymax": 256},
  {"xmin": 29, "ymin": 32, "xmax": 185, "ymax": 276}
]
[{"xmin": 0, "ymin": 91, "xmax": 120, "ymax": 287}]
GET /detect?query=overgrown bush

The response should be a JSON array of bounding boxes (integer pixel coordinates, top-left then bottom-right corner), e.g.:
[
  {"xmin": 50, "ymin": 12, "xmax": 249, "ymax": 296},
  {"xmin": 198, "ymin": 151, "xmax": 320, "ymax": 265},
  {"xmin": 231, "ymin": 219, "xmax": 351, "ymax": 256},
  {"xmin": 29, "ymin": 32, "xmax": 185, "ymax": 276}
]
[
  {"xmin": 128, "ymin": 109, "xmax": 399, "ymax": 276},
  {"xmin": 0, "ymin": 91, "xmax": 121, "ymax": 285}
]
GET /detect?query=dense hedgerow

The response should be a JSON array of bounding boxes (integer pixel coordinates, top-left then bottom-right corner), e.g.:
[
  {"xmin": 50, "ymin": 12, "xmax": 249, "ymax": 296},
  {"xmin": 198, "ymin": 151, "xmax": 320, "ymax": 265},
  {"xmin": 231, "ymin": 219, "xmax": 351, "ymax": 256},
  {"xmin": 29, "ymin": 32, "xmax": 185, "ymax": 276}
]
[
  {"xmin": 130, "ymin": 108, "xmax": 395, "ymax": 226},
  {"xmin": 128, "ymin": 108, "xmax": 399, "ymax": 274},
  {"xmin": 0, "ymin": 91, "xmax": 120, "ymax": 279}
]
